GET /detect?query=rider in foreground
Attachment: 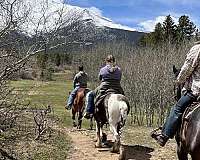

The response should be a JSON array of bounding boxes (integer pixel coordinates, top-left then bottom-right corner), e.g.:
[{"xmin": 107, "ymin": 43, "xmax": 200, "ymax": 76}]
[
  {"xmin": 152, "ymin": 41, "xmax": 200, "ymax": 146},
  {"xmin": 66, "ymin": 65, "xmax": 88, "ymax": 110},
  {"xmin": 84, "ymin": 55, "xmax": 124, "ymax": 119}
]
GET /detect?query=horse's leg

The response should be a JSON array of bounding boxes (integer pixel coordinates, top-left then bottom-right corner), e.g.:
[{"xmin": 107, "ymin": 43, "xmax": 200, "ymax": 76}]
[
  {"xmin": 72, "ymin": 108, "xmax": 77, "ymax": 127},
  {"xmin": 100, "ymin": 123, "xmax": 107, "ymax": 144},
  {"xmin": 90, "ymin": 117, "xmax": 93, "ymax": 130},
  {"xmin": 177, "ymin": 144, "xmax": 188, "ymax": 160},
  {"xmin": 95, "ymin": 122, "xmax": 102, "ymax": 148},
  {"xmin": 110, "ymin": 122, "xmax": 120, "ymax": 153},
  {"xmin": 77, "ymin": 111, "xmax": 83, "ymax": 129}
]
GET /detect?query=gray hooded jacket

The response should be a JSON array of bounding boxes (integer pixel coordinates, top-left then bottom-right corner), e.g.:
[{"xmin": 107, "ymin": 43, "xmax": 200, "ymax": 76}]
[
  {"xmin": 177, "ymin": 42, "xmax": 200, "ymax": 96},
  {"xmin": 73, "ymin": 71, "xmax": 88, "ymax": 88}
]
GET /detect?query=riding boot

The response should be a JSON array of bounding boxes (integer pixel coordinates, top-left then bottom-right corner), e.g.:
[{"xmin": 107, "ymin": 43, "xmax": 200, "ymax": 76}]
[
  {"xmin": 66, "ymin": 86, "xmax": 80, "ymax": 110},
  {"xmin": 84, "ymin": 91, "xmax": 95, "ymax": 119},
  {"xmin": 151, "ymin": 133, "xmax": 169, "ymax": 147}
]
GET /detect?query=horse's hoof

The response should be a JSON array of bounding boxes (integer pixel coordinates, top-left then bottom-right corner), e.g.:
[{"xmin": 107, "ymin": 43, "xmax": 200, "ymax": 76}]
[
  {"xmin": 110, "ymin": 147, "xmax": 119, "ymax": 153},
  {"xmin": 118, "ymin": 146, "xmax": 126, "ymax": 160},
  {"xmin": 118, "ymin": 154, "xmax": 126, "ymax": 160},
  {"xmin": 95, "ymin": 142, "xmax": 102, "ymax": 148},
  {"xmin": 110, "ymin": 142, "xmax": 120, "ymax": 153},
  {"xmin": 102, "ymin": 133, "xmax": 107, "ymax": 143}
]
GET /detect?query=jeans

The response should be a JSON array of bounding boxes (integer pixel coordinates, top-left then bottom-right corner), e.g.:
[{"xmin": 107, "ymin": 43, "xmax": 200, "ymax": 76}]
[
  {"xmin": 67, "ymin": 86, "xmax": 80, "ymax": 107},
  {"xmin": 85, "ymin": 91, "xmax": 95, "ymax": 114},
  {"xmin": 162, "ymin": 92, "xmax": 196, "ymax": 138}
]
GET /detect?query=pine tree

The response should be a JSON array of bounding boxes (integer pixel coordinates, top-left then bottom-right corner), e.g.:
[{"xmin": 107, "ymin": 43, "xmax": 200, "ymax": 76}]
[
  {"xmin": 163, "ymin": 15, "xmax": 176, "ymax": 42},
  {"xmin": 176, "ymin": 15, "xmax": 196, "ymax": 41},
  {"xmin": 153, "ymin": 22, "xmax": 164, "ymax": 44}
]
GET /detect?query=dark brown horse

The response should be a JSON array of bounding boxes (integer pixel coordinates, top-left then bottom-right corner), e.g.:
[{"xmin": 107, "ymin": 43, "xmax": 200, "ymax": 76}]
[
  {"xmin": 173, "ymin": 65, "xmax": 200, "ymax": 160},
  {"xmin": 71, "ymin": 88, "xmax": 85, "ymax": 129}
]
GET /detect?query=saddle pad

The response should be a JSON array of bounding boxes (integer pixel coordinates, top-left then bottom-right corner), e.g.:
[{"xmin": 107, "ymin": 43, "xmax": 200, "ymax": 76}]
[{"xmin": 180, "ymin": 102, "xmax": 200, "ymax": 140}]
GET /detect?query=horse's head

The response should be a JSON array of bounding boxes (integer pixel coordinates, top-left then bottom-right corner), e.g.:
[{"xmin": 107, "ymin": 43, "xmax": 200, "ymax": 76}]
[{"xmin": 173, "ymin": 65, "xmax": 184, "ymax": 101}]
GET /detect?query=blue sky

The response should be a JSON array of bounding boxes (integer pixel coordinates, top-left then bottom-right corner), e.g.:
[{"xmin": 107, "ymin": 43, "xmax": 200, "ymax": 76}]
[{"xmin": 67, "ymin": 0, "xmax": 200, "ymax": 32}]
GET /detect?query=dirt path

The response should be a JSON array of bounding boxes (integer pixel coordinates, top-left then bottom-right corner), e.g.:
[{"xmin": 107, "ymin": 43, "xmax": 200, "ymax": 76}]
[
  {"xmin": 66, "ymin": 128, "xmax": 119, "ymax": 160},
  {"xmin": 64, "ymin": 127, "xmax": 183, "ymax": 160},
  {"xmin": 65, "ymin": 128, "xmax": 180, "ymax": 160}
]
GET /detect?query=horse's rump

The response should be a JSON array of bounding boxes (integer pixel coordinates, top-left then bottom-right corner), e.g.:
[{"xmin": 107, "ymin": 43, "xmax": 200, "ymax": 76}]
[
  {"xmin": 94, "ymin": 89, "xmax": 120, "ymax": 124},
  {"xmin": 94, "ymin": 90, "xmax": 129, "ymax": 124},
  {"xmin": 73, "ymin": 88, "xmax": 86, "ymax": 112}
]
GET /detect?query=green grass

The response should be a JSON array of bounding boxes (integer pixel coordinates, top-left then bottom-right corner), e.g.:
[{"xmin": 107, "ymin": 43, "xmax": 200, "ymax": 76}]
[
  {"xmin": 9, "ymin": 72, "xmax": 75, "ymax": 159},
  {"xmin": 10, "ymin": 73, "xmax": 73, "ymax": 127}
]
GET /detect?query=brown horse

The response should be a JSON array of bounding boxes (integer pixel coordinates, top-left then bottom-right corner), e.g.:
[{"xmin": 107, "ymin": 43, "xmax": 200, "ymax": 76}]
[
  {"xmin": 173, "ymin": 65, "xmax": 200, "ymax": 160},
  {"xmin": 71, "ymin": 88, "xmax": 85, "ymax": 129}
]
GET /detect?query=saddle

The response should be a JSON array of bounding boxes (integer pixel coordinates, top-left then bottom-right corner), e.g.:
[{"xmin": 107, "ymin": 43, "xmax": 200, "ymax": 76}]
[
  {"xmin": 75, "ymin": 88, "xmax": 91, "ymax": 96},
  {"xmin": 95, "ymin": 89, "xmax": 119, "ymax": 108},
  {"xmin": 94, "ymin": 89, "xmax": 120, "ymax": 123}
]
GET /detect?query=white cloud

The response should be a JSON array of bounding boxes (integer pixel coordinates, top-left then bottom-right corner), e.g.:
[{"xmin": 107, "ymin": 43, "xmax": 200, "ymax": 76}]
[
  {"xmin": 138, "ymin": 16, "xmax": 166, "ymax": 32},
  {"xmin": 138, "ymin": 14, "xmax": 180, "ymax": 32}
]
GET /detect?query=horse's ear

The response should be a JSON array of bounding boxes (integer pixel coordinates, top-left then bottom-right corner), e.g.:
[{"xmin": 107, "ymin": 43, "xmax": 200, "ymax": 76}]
[{"xmin": 173, "ymin": 65, "xmax": 178, "ymax": 74}]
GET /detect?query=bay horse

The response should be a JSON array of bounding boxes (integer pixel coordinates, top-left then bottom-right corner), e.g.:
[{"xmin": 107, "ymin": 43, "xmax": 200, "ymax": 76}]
[
  {"xmin": 86, "ymin": 93, "xmax": 130, "ymax": 155},
  {"xmin": 71, "ymin": 88, "xmax": 85, "ymax": 129},
  {"xmin": 173, "ymin": 65, "xmax": 200, "ymax": 160}
]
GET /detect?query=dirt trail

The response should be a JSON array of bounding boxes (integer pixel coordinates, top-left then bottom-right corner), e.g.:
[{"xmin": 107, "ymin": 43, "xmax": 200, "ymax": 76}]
[
  {"xmin": 64, "ymin": 127, "xmax": 182, "ymax": 160},
  {"xmin": 66, "ymin": 128, "xmax": 119, "ymax": 160}
]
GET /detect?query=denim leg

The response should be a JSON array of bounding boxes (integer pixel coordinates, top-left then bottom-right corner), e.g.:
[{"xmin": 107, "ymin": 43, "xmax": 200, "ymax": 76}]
[
  {"xmin": 162, "ymin": 93, "xmax": 195, "ymax": 138},
  {"xmin": 85, "ymin": 91, "xmax": 95, "ymax": 114},
  {"xmin": 67, "ymin": 87, "xmax": 80, "ymax": 107}
]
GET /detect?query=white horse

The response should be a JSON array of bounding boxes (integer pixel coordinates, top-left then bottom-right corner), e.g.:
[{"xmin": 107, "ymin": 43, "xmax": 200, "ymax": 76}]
[{"xmin": 86, "ymin": 92, "xmax": 130, "ymax": 153}]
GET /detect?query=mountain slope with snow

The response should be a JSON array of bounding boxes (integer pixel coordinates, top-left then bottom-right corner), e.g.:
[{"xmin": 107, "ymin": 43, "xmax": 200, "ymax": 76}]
[{"xmin": 19, "ymin": 0, "xmax": 137, "ymax": 35}]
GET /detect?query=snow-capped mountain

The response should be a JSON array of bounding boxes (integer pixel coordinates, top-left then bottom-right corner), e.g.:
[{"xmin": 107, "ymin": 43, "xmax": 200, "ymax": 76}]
[
  {"xmin": 19, "ymin": 0, "xmax": 137, "ymax": 35},
  {"xmin": 80, "ymin": 8, "xmax": 136, "ymax": 32},
  {"xmin": 0, "ymin": 0, "xmax": 143, "ymax": 44}
]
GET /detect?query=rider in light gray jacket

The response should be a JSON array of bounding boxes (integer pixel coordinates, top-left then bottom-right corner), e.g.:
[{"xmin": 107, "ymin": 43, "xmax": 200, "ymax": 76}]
[{"xmin": 152, "ymin": 41, "xmax": 200, "ymax": 146}]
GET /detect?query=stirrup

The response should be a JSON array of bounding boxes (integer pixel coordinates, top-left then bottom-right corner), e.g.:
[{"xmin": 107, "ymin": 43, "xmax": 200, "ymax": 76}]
[
  {"xmin": 150, "ymin": 127, "xmax": 162, "ymax": 139},
  {"xmin": 84, "ymin": 112, "xmax": 93, "ymax": 119}
]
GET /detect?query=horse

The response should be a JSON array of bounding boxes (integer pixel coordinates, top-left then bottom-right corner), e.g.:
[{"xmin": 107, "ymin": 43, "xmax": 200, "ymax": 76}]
[
  {"xmin": 173, "ymin": 65, "xmax": 200, "ymax": 160},
  {"xmin": 71, "ymin": 88, "xmax": 85, "ymax": 129},
  {"xmin": 86, "ymin": 93, "xmax": 130, "ymax": 155},
  {"xmin": 71, "ymin": 88, "xmax": 93, "ymax": 129}
]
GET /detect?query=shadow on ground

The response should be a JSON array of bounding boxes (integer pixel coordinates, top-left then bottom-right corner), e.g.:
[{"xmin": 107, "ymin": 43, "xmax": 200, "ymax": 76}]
[
  {"xmin": 96, "ymin": 141, "xmax": 154, "ymax": 160},
  {"xmin": 122, "ymin": 144, "xmax": 154, "ymax": 160}
]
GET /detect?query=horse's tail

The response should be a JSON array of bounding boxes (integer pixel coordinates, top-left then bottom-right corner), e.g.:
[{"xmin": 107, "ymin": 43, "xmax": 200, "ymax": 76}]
[
  {"xmin": 118, "ymin": 100, "xmax": 129, "ymax": 126},
  {"xmin": 117, "ymin": 95, "xmax": 130, "ymax": 115},
  {"xmin": 108, "ymin": 94, "xmax": 129, "ymax": 127}
]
